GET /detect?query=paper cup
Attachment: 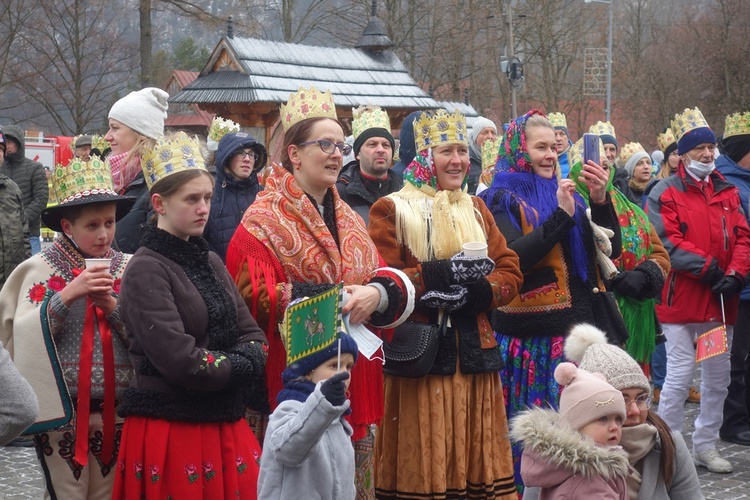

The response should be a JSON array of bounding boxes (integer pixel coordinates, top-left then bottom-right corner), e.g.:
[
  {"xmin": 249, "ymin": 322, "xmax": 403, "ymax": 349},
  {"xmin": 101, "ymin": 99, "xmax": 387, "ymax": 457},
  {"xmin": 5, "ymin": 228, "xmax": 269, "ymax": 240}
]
[
  {"xmin": 462, "ymin": 242, "xmax": 488, "ymax": 257},
  {"xmin": 84, "ymin": 258, "xmax": 111, "ymax": 269}
]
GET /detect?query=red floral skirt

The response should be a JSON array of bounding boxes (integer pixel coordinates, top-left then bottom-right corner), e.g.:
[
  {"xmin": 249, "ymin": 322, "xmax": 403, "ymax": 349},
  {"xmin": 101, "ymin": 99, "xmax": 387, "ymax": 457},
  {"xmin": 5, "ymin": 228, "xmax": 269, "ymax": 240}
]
[{"xmin": 112, "ymin": 416, "xmax": 261, "ymax": 500}]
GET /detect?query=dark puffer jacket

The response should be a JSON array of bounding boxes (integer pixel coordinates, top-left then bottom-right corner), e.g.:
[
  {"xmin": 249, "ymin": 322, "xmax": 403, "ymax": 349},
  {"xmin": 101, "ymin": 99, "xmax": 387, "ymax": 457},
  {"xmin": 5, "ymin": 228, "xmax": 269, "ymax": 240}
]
[
  {"xmin": 204, "ymin": 133, "xmax": 266, "ymax": 261},
  {"xmin": 1, "ymin": 126, "xmax": 48, "ymax": 236},
  {"xmin": 114, "ymin": 173, "xmax": 150, "ymax": 253},
  {"xmin": 0, "ymin": 174, "xmax": 30, "ymax": 288}
]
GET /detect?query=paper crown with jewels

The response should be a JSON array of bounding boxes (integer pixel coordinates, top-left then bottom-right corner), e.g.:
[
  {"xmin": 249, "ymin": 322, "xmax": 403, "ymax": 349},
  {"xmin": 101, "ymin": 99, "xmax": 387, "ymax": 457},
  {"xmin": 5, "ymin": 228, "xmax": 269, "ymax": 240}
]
[
  {"xmin": 413, "ymin": 109, "xmax": 467, "ymax": 152},
  {"xmin": 40, "ymin": 156, "xmax": 135, "ymax": 232},
  {"xmin": 548, "ymin": 112, "xmax": 568, "ymax": 130},
  {"xmin": 280, "ymin": 87, "xmax": 338, "ymax": 133},
  {"xmin": 480, "ymin": 137, "xmax": 501, "ymax": 187},
  {"xmin": 141, "ymin": 132, "xmax": 207, "ymax": 190},
  {"xmin": 657, "ymin": 128, "xmax": 676, "ymax": 152},
  {"xmin": 671, "ymin": 107, "xmax": 710, "ymax": 143},
  {"xmin": 618, "ymin": 142, "xmax": 647, "ymax": 165},
  {"xmin": 208, "ymin": 116, "xmax": 241, "ymax": 142},
  {"xmin": 351, "ymin": 105, "xmax": 391, "ymax": 139},
  {"xmin": 723, "ymin": 112, "xmax": 750, "ymax": 139},
  {"xmin": 589, "ymin": 121, "xmax": 616, "ymax": 138},
  {"xmin": 569, "ymin": 136, "xmax": 607, "ymax": 168}
]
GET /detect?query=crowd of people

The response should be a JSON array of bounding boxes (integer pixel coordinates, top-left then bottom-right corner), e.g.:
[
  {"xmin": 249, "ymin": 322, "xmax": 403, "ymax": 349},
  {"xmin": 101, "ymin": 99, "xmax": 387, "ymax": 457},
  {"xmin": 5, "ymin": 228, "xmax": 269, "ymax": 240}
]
[{"xmin": 0, "ymin": 84, "xmax": 749, "ymax": 500}]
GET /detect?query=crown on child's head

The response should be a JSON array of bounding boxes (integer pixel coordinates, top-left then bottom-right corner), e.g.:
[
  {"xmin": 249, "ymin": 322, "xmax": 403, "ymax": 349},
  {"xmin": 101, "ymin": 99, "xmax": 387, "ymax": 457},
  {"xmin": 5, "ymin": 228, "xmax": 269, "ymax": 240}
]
[
  {"xmin": 52, "ymin": 156, "xmax": 115, "ymax": 204},
  {"xmin": 280, "ymin": 87, "xmax": 338, "ymax": 133},
  {"xmin": 141, "ymin": 132, "xmax": 207, "ymax": 190}
]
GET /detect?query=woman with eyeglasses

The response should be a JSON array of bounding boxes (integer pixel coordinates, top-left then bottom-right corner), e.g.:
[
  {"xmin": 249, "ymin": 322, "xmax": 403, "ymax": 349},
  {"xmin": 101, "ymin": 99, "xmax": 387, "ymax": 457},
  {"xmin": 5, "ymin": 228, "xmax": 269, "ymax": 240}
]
[
  {"xmin": 520, "ymin": 324, "xmax": 703, "ymax": 500},
  {"xmin": 204, "ymin": 132, "xmax": 268, "ymax": 261},
  {"xmin": 225, "ymin": 87, "xmax": 410, "ymax": 499}
]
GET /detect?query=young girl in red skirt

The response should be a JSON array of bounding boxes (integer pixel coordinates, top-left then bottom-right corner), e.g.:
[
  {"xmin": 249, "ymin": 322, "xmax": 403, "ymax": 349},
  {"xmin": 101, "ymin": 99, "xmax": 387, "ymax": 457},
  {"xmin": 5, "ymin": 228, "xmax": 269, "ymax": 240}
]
[{"xmin": 112, "ymin": 132, "xmax": 268, "ymax": 499}]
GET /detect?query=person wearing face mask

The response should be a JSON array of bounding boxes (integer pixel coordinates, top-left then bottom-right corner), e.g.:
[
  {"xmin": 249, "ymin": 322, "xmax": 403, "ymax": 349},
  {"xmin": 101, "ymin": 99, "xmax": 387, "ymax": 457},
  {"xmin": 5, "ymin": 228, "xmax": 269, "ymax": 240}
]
[
  {"xmin": 646, "ymin": 107, "xmax": 750, "ymax": 474},
  {"xmin": 336, "ymin": 105, "xmax": 402, "ymax": 224}
]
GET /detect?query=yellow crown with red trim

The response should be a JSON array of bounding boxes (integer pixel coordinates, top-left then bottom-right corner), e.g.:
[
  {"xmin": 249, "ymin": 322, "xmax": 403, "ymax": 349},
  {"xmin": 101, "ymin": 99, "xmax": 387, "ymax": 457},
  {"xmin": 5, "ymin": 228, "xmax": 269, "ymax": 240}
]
[
  {"xmin": 671, "ymin": 107, "xmax": 709, "ymax": 143},
  {"xmin": 723, "ymin": 112, "xmax": 750, "ymax": 139},
  {"xmin": 569, "ymin": 136, "xmax": 607, "ymax": 168},
  {"xmin": 280, "ymin": 87, "xmax": 338, "ymax": 133},
  {"xmin": 351, "ymin": 105, "xmax": 391, "ymax": 140},
  {"xmin": 656, "ymin": 128, "xmax": 676, "ymax": 152},
  {"xmin": 618, "ymin": 142, "xmax": 647, "ymax": 165},
  {"xmin": 414, "ymin": 109, "xmax": 467, "ymax": 152},
  {"xmin": 589, "ymin": 121, "xmax": 616, "ymax": 138},
  {"xmin": 208, "ymin": 116, "xmax": 241, "ymax": 142},
  {"xmin": 141, "ymin": 132, "xmax": 207, "ymax": 190},
  {"xmin": 548, "ymin": 112, "xmax": 568, "ymax": 129},
  {"xmin": 51, "ymin": 156, "xmax": 116, "ymax": 204}
]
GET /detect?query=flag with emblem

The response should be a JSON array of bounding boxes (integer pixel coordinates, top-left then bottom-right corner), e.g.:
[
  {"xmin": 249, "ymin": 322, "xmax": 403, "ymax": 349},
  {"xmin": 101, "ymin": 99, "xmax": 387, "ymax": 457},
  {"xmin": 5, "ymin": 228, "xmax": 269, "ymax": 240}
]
[{"xmin": 282, "ymin": 284, "xmax": 344, "ymax": 366}]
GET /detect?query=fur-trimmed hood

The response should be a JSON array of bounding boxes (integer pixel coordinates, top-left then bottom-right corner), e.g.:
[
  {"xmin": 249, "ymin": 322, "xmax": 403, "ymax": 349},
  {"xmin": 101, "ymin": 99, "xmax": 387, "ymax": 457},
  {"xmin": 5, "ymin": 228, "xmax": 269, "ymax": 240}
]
[{"xmin": 511, "ymin": 407, "xmax": 630, "ymax": 488}]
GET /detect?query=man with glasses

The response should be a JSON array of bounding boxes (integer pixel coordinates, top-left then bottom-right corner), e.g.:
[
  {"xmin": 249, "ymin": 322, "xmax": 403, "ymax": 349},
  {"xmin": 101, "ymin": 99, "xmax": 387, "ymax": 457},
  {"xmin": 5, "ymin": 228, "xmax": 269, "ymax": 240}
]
[
  {"xmin": 336, "ymin": 106, "xmax": 402, "ymax": 224},
  {"xmin": 204, "ymin": 131, "xmax": 267, "ymax": 261}
]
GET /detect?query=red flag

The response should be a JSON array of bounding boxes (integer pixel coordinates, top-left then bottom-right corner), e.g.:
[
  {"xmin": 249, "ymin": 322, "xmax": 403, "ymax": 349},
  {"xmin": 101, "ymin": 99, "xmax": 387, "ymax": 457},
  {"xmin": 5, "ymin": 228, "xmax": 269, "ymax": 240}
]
[{"xmin": 696, "ymin": 324, "xmax": 728, "ymax": 362}]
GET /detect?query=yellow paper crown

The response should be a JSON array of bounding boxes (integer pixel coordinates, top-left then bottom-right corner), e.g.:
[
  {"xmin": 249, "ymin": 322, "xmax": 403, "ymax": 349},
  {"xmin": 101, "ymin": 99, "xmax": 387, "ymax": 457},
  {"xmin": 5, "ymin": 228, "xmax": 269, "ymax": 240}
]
[
  {"xmin": 414, "ymin": 109, "xmax": 467, "ymax": 152},
  {"xmin": 548, "ymin": 112, "xmax": 568, "ymax": 129},
  {"xmin": 208, "ymin": 116, "xmax": 241, "ymax": 141},
  {"xmin": 51, "ymin": 156, "xmax": 116, "ymax": 205},
  {"xmin": 724, "ymin": 112, "xmax": 750, "ymax": 139},
  {"xmin": 618, "ymin": 142, "xmax": 647, "ymax": 165},
  {"xmin": 670, "ymin": 107, "xmax": 709, "ymax": 143},
  {"xmin": 569, "ymin": 136, "xmax": 607, "ymax": 169},
  {"xmin": 589, "ymin": 121, "xmax": 616, "ymax": 138},
  {"xmin": 141, "ymin": 132, "xmax": 207, "ymax": 190},
  {"xmin": 280, "ymin": 87, "xmax": 337, "ymax": 133},
  {"xmin": 480, "ymin": 137, "xmax": 501, "ymax": 187},
  {"xmin": 351, "ymin": 105, "xmax": 391, "ymax": 139},
  {"xmin": 656, "ymin": 128, "xmax": 676, "ymax": 152}
]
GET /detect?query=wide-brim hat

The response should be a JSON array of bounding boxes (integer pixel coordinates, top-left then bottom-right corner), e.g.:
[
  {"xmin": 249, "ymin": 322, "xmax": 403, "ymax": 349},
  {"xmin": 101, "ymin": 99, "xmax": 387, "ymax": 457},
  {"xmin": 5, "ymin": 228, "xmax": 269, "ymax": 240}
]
[{"xmin": 42, "ymin": 194, "xmax": 135, "ymax": 233}]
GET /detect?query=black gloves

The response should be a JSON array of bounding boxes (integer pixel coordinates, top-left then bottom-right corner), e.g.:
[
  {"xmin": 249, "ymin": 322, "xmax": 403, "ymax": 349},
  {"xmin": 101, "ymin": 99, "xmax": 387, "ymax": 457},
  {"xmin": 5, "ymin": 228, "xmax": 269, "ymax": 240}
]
[
  {"xmin": 611, "ymin": 270, "xmax": 648, "ymax": 299},
  {"xmin": 421, "ymin": 253, "xmax": 494, "ymax": 292},
  {"xmin": 712, "ymin": 275, "xmax": 744, "ymax": 299},
  {"xmin": 420, "ymin": 284, "xmax": 469, "ymax": 311},
  {"xmin": 320, "ymin": 372, "xmax": 350, "ymax": 406}
]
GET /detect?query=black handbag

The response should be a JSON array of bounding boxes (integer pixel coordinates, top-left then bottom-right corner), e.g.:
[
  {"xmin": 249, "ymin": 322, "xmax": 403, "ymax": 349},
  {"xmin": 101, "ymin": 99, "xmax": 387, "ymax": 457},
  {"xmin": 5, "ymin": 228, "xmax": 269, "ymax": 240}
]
[
  {"xmin": 383, "ymin": 313, "xmax": 448, "ymax": 378},
  {"xmin": 591, "ymin": 288, "xmax": 630, "ymax": 345}
]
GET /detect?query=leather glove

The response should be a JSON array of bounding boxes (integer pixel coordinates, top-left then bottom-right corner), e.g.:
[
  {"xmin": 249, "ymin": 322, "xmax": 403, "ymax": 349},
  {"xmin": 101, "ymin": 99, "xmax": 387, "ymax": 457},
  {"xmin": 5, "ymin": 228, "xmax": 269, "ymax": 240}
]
[
  {"xmin": 711, "ymin": 275, "xmax": 744, "ymax": 299},
  {"xmin": 320, "ymin": 372, "xmax": 349, "ymax": 406},
  {"xmin": 610, "ymin": 270, "xmax": 648, "ymax": 299},
  {"xmin": 419, "ymin": 284, "xmax": 469, "ymax": 311},
  {"xmin": 701, "ymin": 263, "xmax": 726, "ymax": 286}
]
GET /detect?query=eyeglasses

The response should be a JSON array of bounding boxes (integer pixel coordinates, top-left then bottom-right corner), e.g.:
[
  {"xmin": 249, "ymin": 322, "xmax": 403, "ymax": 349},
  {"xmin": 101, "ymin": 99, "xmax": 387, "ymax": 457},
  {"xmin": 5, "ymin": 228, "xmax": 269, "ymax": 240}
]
[
  {"xmin": 233, "ymin": 150, "xmax": 258, "ymax": 161},
  {"xmin": 298, "ymin": 139, "xmax": 352, "ymax": 156},
  {"xmin": 624, "ymin": 394, "xmax": 652, "ymax": 410}
]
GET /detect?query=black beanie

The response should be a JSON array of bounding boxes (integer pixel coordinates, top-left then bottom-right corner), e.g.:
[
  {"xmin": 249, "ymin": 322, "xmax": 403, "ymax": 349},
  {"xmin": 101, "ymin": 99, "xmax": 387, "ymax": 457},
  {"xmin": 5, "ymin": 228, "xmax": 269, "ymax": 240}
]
[
  {"xmin": 353, "ymin": 127, "xmax": 395, "ymax": 156},
  {"xmin": 721, "ymin": 134, "xmax": 750, "ymax": 164}
]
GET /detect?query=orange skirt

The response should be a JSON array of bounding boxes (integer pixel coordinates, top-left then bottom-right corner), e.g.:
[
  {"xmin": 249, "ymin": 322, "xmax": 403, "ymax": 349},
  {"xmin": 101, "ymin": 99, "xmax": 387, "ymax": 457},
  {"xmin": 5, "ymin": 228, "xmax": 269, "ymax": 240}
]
[
  {"xmin": 112, "ymin": 416, "xmax": 261, "ymax": 500},
  {"xmin": 374, "ymin": 370, "xmax": 516, "ymax": 499}
]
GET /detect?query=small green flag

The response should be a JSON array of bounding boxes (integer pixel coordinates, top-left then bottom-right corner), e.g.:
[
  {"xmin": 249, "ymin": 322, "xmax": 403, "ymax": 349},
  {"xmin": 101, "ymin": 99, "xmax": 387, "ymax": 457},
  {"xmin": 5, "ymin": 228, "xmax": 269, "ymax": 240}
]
[{"xmin": 282, "ymin": 284, "xmax": 343, "ymax": 366}]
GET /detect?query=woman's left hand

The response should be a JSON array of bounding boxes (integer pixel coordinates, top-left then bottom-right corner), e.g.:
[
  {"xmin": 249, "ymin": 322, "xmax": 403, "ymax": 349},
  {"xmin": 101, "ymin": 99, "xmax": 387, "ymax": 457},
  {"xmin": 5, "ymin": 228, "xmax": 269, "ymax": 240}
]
[
  {"xmin": 579, "ymin": 160, "xmax": 609, "ymax": 204},
  {"xmin": 342, "ymin": 284, "xmax": 380, "ymax": 324}
]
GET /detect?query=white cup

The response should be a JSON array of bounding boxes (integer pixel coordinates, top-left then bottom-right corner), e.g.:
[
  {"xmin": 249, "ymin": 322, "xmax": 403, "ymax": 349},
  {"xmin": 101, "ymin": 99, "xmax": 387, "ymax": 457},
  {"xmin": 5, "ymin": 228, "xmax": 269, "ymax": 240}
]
[
  {"xmin": 462, "ymin": 242, "xmax": 488, "ymax": 257},
  {"xmin": 84, "ymin": 258, "xmax": 112, "ymax": 270}
]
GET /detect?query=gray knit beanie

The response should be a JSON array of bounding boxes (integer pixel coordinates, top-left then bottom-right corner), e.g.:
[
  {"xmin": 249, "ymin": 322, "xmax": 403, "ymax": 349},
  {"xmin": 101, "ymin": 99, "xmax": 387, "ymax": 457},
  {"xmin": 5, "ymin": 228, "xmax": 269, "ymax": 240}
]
[
  {"xmin": 624, "ymin": 150, "xmax": 651, "ymax": 179},
  {"xmin": 564, "ymin": 323, "xmax": 651, "ymax": 393},
  {"xmin": 555, "ymin": 362, "xmax": 626, "ymax": 431}
]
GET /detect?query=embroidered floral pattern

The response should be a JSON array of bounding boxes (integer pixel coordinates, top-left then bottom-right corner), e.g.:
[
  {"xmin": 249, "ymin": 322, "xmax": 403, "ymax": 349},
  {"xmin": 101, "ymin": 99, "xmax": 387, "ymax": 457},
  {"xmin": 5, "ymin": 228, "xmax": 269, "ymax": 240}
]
[
  {"xmin": 196, "ymin": 350, "xmax": 227, "ymax": 373},
  {"xmin": 149, "ymin": 464, "xmax": 160, "ymax": 484},
  {"xmin": 47, "ymin": 275, "xmax": 67, "ymax": 292},
  {"xmin": 236, "ymin": 455, "xmax": 247, "ymax": 475},
  {"xmin": 202, "ymin": 462, "xmax": 215, "ymax": 481},
  {"xmin": 57, "ymin": 430, "xmax": 84, "ymax": 480},
  {"xmin": 185, "ymin": 463, "xmax": 200, "ymax": 483},
  {"xmin": 134, "ymin": 461, "xmax": 143, "ymax": 481},
  {"xmin": 112, "ymin": 278, "xmax": 122, "ymax": 294}
]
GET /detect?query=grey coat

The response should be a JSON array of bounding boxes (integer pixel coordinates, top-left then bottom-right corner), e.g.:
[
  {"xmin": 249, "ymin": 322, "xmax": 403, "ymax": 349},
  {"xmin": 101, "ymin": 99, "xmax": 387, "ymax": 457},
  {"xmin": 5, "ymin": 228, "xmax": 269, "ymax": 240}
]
[
  {"xmin": 258, "ymin": 384, "xmax": 355, "ymax": 500},
  {"xmin": 0, "ymin": 340, "xmax": 38, "ymax": 445},
  {"xmin": 523, "ymin": 429, "xmax": 703, "ymax": 500}
]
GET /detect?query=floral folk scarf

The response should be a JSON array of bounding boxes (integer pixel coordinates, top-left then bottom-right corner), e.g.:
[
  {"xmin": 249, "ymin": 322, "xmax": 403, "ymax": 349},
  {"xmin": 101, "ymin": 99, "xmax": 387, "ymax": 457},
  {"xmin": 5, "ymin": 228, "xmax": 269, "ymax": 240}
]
[{"xmin": 480, "ymin": 110, "xmax": 590, "ymax": 282}]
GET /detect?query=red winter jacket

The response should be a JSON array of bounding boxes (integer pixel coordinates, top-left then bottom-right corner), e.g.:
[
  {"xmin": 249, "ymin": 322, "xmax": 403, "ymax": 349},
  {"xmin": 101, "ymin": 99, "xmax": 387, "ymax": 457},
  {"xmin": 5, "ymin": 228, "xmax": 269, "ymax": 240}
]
[{"xmin": 646, "ymin": 163, "xmax": 750, "ymax": 325}]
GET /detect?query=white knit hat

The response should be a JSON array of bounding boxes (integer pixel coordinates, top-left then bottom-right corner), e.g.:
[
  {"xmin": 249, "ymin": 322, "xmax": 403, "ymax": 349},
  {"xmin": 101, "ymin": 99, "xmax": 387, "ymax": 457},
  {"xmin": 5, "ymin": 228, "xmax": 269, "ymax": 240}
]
[
  {"xmin": 555, "ymin": 362, "xmax": 626, "ymax": 431},
  {"xmin": 108, "ymin": 88, "xmax": 169, "ymax": 140},
  {"xmin": 565, "ymin": 323, "xmax": 651, "ymax": 393}
]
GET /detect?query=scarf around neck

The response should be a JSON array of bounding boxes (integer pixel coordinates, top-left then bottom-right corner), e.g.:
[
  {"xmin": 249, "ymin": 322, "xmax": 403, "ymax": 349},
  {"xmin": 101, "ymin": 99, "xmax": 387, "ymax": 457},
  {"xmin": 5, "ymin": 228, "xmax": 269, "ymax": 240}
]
[{"xmin": 107, "ymin": 151, "xmax": 141, "ymax": 194}]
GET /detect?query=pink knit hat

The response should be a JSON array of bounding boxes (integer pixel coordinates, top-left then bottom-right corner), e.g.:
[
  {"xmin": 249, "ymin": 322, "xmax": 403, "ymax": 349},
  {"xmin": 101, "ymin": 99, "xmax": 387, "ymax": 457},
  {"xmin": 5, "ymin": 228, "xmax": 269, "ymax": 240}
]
[{"xmin": 555, "ymin": 362, "xmax": 626, "ymax": 431}]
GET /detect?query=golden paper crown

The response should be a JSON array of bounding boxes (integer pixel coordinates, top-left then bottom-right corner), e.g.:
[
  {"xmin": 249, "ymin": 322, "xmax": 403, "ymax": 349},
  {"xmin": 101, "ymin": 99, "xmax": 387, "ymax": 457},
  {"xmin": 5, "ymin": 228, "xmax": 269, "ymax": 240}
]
[
  {"xmin": 548, "ymin": 112, "xmax": 568, "ymax": 129},
  {"xmin": 208, "ymin": 116, "xmax": 241, "ymax": 141},
  {"xmin": 618, "ymin": 142, "xmax": 647, "ymax": 165},
  {"xmin": 351, "ymin": 106, "xmax": 391, "ymax": 139},
  {"xmin": 569, "ymin": 136, "xmax": 607, "ymax": 168},
  {"xmin": 589, "ymin": 121, "xmax": 616, "ymax": 138},
  {"xmin": 724, "ymin": 112, "xmax": 750, "ymax": 139},
  {"xmin": 280, "ymin": 87, "xmax": 337, "ymax": 133},
  {"xmin": 656, "ymin": 128, "xmax": 676, "ymax": 152},
  {"xmin": 51, "ymin": 156, "xmax": 116, "ymax": 205},
  {"xmin": 670, "ymin": 107, "xmax": 709, "ymax": 143},
  {"xmin": 414, "ymin": 109, "xmax": 467, "ymax": 152},
  {"xmin": 479, "ymin": 137, "xmax": 500, "ymax": 186},
  {"xmin": 141, "ymin": 132, "xmax": 207, "ymax": 190}
]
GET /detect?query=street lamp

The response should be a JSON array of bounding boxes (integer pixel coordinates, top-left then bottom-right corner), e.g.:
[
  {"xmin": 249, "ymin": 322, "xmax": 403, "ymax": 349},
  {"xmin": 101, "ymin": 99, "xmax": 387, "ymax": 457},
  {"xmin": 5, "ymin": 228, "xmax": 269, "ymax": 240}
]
[
  {"xmin": 584, "ymin": 0, "xmax": 613, "ymax": 122},
  {"xmin": 506, "ymin": 0, "xmax": 522, "ymax": 119}
]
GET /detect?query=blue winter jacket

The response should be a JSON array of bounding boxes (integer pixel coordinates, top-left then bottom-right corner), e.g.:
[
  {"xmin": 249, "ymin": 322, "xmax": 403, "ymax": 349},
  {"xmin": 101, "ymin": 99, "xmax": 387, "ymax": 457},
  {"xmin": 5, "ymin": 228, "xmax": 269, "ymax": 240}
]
[
  {"xmin": 204, "ymin": 133, "xmax": 266, "ymax": 261},
  {"xmin": 716, "ymin": 154, "xmax": 750, "ymax": 301}
]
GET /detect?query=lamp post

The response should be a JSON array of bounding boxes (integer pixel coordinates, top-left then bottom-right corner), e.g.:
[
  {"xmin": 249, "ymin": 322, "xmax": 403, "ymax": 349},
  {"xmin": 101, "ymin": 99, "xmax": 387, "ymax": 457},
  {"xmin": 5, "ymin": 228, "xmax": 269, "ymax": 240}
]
[
  {"xmin": 506, "ymin": 0, "xmax": 523, "ymax": 120},
  {"xmin": 584, "ymin": 0, "xmax": 613, "ymax": 122}
]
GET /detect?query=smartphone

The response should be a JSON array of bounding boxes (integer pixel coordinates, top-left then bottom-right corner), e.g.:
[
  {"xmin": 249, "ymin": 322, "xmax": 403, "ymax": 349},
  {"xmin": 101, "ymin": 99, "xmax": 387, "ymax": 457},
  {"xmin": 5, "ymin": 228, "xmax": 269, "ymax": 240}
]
[{"xmin": 582, "ymin": 133, "xmax": 600, "ymax": 166}]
